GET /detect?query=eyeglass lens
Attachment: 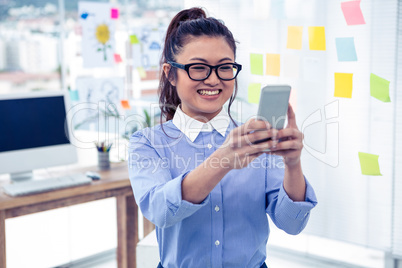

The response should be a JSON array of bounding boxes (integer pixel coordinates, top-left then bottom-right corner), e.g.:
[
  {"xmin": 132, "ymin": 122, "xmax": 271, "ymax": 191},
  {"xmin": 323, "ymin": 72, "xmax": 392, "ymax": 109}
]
[{"xmin": 188, "ymin": 64, "xmax": 239, "ymax": 80}]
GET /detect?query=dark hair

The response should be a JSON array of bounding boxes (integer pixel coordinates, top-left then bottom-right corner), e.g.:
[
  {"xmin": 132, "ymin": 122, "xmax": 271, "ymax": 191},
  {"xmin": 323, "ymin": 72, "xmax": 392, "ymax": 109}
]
[{"xmin": 158, "ymin": 7, "xmax": 239, "ymax": 123}]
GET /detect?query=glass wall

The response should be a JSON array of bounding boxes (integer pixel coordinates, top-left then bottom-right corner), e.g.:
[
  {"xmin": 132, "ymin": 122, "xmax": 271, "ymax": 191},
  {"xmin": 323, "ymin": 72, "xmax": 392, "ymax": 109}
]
[{"xmin": 183, "ymin": 0, "xmax": 400, "ymax": 267}]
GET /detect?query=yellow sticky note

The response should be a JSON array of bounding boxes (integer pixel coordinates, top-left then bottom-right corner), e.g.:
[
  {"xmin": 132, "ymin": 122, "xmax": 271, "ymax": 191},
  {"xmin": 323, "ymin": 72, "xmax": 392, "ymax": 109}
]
[
  {"xmin": 250, "ymin": 53, "xmax": 264, "ymax": 75},
  {"xmin": 308, "ymin": 26, "xmax": 326, "ymax": 51},
  {"xmin": 266, "ymin": 53, "xmax": 280, "ymax": 76},
  {"xmin": 137, "ymin": 67, "xmax": 147, "ymax": 78},
  {"xmin": 287, "ymin": 26, "xmax": 303, "ymax": 50},
  {"xmin": 370, "ymin": 73, "xmax": 391, "ymax": 102},
  {"xmin": 248, "ymin": 83, "xmax": 261, "ymax": 104},
  {"xmin": 334, "ymin": 73, "xmax": 353, "ymax": 98},
  {"xmin": 358, "ymin": 152, "xmax": 382, "ymax": 176}
]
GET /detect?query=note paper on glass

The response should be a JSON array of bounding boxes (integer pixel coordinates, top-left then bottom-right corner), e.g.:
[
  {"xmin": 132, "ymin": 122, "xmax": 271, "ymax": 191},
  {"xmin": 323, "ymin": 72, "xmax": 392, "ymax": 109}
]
[
  {"xmin": 250, "ymin": 53, "xmax": 264, "ymax": 75},
  {"xmin": 334, "ymin": 73, "xmax": 353, "ymax": 98},
  {"xmin": 248, "ymin": 83, "xmax": 261, "ymax": 104},
  {"xmin": 137, "ymin": 67, "xmax": 147, "ymax": 78},
  {"xmin": 341, "ymin": 1, "xmax": 366, "ymax": 26},
  {"xmin": 370, "ymin": 73, "xmax": 391, "ymax": 102},
  {"xmin": 266, "ymin": 53, "xmax": 280, "ymax": 76},
  {"xmin": 130, "ymin": 34, "xmax": 140, "ymax": 44},
  {"xmin": 358, "ymin": 152, "xmax": 382, "ymax": 176},
  {"xmin": 287, "ymin": 26, "xmax": 303, "ymax": 50},
  {"xmin": 111, "ymin": 8, "xmax": 119, "ymax": 19},
  {"xmin": 69, "ymin": 90, "xmax": 79, "ymax": 101},
  {"xmin": 114, "ymin": 53, "xmax": 122, "ymax": 63},
  {"xmin": 335, "ymin": 37, "xmax": 357, "ymax": 61},
  {"xmin": 308, "ymin": 26, "xmax": 326, "ymax": 51},
  {"xmin": 270, "ymin": 0, "xmax": 286, "ymax": 19},
  {"xmin": 121, "ymin": 100, "xmax": 131, "ymax": 109}
]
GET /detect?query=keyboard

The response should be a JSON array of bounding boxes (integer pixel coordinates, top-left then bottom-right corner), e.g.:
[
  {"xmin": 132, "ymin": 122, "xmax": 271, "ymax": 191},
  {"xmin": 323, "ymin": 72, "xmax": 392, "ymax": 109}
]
[{"xmin": 2, "ymin": 174, "xmax": 92, "ymax": 197}]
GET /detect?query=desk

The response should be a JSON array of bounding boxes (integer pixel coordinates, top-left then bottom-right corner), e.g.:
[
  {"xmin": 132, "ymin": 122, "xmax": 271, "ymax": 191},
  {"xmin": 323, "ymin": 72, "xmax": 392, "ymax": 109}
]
[{"xmin": 0, "ymin": 162, "xmax": 138, "ymax": 268}]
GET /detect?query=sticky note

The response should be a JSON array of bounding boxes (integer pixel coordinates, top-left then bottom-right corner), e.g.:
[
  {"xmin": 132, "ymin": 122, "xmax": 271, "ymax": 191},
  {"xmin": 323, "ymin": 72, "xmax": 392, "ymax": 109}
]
[
  {"xmin": 358, "ymin": 152, "xmax": 382, "ymax": 176},
  {"xmin": 121, "ymin": 99, "xmax": 131, "ymax": 109},
  {"xmin": 266, "ymin": 53, "xmax": 280, "ymax": 76},
  {"xmin": 370, "ymin": 73, "xmax": 391, "ymax": 102},
  {"xmin": 248, "ymin": 83, "xmax": 261, "ymax": 104},
  {"xmin": 111, "ymin": 8, "xmax": 119, "ymax": 19},
  {"xmin": 114, "ymin": 53, "xmax": 122, "ymax": 63},
  {"xmin": 287, "ymin": 26, "xmax": 303, "ymax": 50},
  {"xmin": 282, "ymin": 54, "xmax": 300, "ymax": 78},
  {"xmin": 250, "ymin": 53, "xmax": 264, "ymax": 75},
  {"xmin": 69, "ymin": 90, "xmax": 79, "ymax": 101},
  {"xmin": 335, "ymin": 37, "xmax": 357, "ymax": 61},
  {"xmin": 334, "ymin": 73, "xmax": 353, "ymax": 98},
  {"xmin": 308, "ymin": 26, "xmax": 326, "ymax": 51},
  {"xmin": 130, "ymin": 35, "xmax": 140, "ymax": 44},
  {"xmin": 270, "ymin": 0, "xmax": 286, "ymax": 19},
  {"xmin": 341, "ymin": 1, "xmax": 366, "ymax": 26},
  {"xmin": 137, "ymin": 67, "xmax": 147, "ymax": 78}
]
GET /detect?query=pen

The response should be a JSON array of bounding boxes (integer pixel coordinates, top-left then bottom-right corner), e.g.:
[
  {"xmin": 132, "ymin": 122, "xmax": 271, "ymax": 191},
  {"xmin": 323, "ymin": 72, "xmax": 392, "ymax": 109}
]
[{"xmin": 94, "ymin": 141, "xmax": 112, "ymax": 152}]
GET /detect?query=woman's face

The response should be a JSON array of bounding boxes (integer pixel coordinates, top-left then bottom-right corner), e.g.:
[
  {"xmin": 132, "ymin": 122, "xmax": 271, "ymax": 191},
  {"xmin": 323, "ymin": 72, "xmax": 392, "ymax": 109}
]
[{"xmin": 164, "ymin": 36, "xmax": 236, "ymax": 122}]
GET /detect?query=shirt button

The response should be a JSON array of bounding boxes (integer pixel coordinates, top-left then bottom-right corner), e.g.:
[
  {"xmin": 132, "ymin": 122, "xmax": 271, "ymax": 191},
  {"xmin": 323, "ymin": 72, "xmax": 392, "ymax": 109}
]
[
  {"xmin": 214, "ymin": 205, "xmax": 220, "ymax": 212},
  {"xmin": 215, "ymin": 240, "xmax": 220, "ymax": 246},
  {"xmin": 207, "ymin": 144, "xmax": 212, "ymax": 149}
]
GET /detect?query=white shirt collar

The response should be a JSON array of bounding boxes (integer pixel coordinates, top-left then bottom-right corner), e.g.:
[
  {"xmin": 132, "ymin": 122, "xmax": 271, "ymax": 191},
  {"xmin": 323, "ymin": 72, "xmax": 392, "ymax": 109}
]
[{"xmin": 172, "ymin": 105, "xmax": 231, "ymax": 142}]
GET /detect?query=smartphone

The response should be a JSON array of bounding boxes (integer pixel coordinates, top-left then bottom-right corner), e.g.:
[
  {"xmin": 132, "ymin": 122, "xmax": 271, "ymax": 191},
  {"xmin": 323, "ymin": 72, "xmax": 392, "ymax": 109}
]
[
  {"xmin": 257, "ymin": 84, "xmax": 291, "ymax": 129},
  {"xmin": 254, "ymin": 85, "xmax": 291, "ymax": 145}
]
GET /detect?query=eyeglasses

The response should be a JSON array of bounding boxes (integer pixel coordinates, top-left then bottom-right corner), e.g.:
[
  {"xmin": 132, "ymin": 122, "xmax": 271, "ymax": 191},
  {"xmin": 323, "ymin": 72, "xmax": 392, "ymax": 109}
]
[{"xmin": 168, "ymin": 61, "xmax": 242, "ymax": 81}]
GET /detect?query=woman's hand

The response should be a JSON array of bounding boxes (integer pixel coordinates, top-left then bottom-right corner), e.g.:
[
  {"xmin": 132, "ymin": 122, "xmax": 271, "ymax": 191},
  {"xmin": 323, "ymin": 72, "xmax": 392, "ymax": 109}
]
[
  {"xmin": 214, "ymin": 117, "xmax": 279, "ymax": 170},
  {"xmin": 268, "ymin": 104, "xmax": 303, "ymax": 167},
  {"xmin": 182, "ymin": 104, "xmax": 304, "ymax": 203}
]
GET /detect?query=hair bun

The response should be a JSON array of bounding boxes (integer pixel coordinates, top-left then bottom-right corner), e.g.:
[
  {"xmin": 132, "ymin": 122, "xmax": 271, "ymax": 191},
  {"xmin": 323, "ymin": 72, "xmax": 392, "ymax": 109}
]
[
  {"xmin": 176, "ymin": 7, "xmax": 206, "ymax": 22},
  {"xmin": 168, "ymin": 7, "xmax": 207, "ymax": 32}
]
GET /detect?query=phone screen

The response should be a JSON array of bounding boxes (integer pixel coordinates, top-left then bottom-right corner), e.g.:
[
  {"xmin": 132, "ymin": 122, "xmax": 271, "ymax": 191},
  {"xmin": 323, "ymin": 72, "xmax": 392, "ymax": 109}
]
[{"xmin": 257, "ymin": 85, "xmax": 291, "ymax": 130}]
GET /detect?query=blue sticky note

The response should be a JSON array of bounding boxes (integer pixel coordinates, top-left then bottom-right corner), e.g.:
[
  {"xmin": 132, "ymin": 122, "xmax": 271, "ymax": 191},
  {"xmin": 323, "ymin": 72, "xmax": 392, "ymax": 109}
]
[
  {"xmin": 335, "ymin": 37, "xmax": 357, "ymax": 62},
  {"xmin": 271, "ymin": 0, "xmax": 286, "ymax": 19},
  {"xmin": 69, "ymin": 90, "xmax": 79, "ymax": 101}
]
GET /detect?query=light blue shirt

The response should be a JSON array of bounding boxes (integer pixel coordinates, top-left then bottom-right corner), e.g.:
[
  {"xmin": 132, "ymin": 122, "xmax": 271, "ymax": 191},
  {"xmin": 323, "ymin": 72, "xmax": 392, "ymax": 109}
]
[{"xmin": 128, "ymin": 107, "xmax": 317, "ymax": 268}]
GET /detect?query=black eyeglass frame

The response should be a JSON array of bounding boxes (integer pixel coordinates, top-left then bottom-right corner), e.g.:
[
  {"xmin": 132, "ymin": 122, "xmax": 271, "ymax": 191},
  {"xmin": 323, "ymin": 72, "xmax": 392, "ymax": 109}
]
[{"xmin": 168, "ymin": 61, "xmax": 242, "ymax": 81}]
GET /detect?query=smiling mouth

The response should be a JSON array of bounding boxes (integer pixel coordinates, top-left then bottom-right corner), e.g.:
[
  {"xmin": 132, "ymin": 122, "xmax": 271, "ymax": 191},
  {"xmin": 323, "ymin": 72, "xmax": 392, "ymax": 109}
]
[{"xmin": 197, "ymin": 89, "xmax": 222, "ymax": 96}]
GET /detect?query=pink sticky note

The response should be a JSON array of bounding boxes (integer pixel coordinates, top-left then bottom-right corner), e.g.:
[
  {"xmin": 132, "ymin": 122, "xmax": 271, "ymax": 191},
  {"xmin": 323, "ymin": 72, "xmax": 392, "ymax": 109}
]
[
  {"xmin": 111, "ymin": 8, "xmax": 119, "ymax": 19},
  {"xmin": 341, "ymin": 1, "xmax": 366, "ymax": 25},
  {"xmin": 114, "ymin": 54, "xmax": 122, "ymax": 63}
]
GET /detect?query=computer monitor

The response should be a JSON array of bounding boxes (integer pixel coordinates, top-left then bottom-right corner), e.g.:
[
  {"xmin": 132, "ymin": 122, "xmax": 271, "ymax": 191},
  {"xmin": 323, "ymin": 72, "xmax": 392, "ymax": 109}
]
[{"xmin": 0, "ymin": 91, "xmax": 78, "ymax": 182}]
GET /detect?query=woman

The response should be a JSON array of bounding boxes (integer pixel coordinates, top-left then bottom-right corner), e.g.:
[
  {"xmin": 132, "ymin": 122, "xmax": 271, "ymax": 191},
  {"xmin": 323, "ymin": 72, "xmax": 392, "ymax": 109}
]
[{"xmin": 128, "ymin": 7, "xmax": 317, "ymax": 268}]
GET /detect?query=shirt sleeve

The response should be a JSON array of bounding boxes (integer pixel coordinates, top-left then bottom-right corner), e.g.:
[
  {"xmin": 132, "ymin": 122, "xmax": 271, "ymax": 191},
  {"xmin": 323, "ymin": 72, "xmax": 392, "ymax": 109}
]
[
  {"xmin": 265, "ymin": 156, "xmax": 318, "ymax": 235},
  {"xmin": 128, "ymin": 131, "xmax": 210, "ymax": 228}
]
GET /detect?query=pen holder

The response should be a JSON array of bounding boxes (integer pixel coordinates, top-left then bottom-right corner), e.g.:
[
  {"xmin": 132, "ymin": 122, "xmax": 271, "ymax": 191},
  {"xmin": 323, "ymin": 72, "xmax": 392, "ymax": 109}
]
[{"xmin": 98, "ymin": 151, "xmax": 110, "ymax": 170}]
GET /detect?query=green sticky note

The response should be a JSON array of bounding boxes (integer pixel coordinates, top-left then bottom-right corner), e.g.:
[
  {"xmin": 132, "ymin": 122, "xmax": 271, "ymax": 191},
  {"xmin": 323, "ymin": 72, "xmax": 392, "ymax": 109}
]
[
  {"xmin": 250, "ymin": 53, "xmax": 263, "ymax": 75},
  {"xmin": 130, "ymin": 34, "xmax": 140, "ymax": 44},
  {"xmin": 137, "ymin": 67, "xmax": 147, "ymax": 78},
  {"xmin": 370, "ymin": 73, "xmax": 391, "ymax": 102},
  {"xmin": 358, "ymin": 152, "xmax": 382, "ymax": 176},
  {"xmin": 248, "ymin": 83, "xmax": 261, "ymax": 104}
]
